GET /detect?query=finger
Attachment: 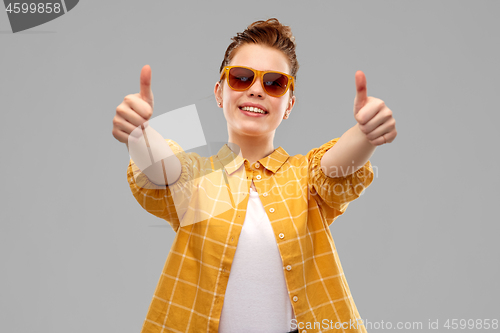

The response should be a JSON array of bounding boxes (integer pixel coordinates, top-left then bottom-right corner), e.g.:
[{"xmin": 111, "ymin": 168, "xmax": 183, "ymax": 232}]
[
  {"xmin": 384, "ymin": 128, "xmax": 397, "ymax": 143},
  {"xmin": 370, "ymin": 131, "xmax": 396, "ymax": 146},
  {"xmin": 355, "ymin": 97, "xmax": 383, "ymax": 125},
  {"xmin": 369, "ymin": 136, "xmax": 386, "ymax": 146},
  {"xmin": 358, "ymin": 104, "xmax": 391, "ymax": 133},
  {"xmin": 140, "ymin": 64, "xmax": 154, "ymax": 107},
  {"xmin": 112, "ymin": 128, "xmax": 130, "ymax": 144},
  {"xmin": 123, "ymin": 95, "xmax": 152, "ymax": 122},
  {"xmin": 114, "ymin": 114, "xmax": 143, "ymax": 138},
  {"xmin": 353, "ymin": 70, "xmax": 367, "ymax": 115},
  {"xmin": 365, "ymin": 118, "xmax": 396, "ymax": 143}
]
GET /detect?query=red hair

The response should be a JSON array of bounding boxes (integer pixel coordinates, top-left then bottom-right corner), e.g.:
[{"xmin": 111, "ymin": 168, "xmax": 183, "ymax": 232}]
[{"xmin": 219, "ymin": 18, "xmax": 299, "ymax": 96}]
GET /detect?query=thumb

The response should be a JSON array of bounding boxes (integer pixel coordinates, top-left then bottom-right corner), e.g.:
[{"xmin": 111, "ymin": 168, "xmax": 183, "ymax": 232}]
[
  {"xmin": 353, "ymin": 70, "xmax": 367, "ymax": 116},
  {"xmin": 140, "ymin": 64, "xmax": 154, "ymax": 108}
]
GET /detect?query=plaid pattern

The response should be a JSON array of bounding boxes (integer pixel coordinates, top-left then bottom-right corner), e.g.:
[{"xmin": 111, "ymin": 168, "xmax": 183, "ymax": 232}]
[{"xmin": 127, "ymin": 138, "xmax": 374, "ymax": 333}]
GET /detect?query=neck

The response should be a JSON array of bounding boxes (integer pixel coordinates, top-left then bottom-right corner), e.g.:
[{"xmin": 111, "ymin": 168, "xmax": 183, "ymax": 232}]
[{"xmin": 227, "ymin": 130, "xmax": 276, "ymax": 166}]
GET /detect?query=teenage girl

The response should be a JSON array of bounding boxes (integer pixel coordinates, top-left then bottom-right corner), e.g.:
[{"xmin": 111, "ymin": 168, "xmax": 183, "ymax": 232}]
[{"xmin": 113, "ymin": 18, "xmax": 396, "ymax": 333}]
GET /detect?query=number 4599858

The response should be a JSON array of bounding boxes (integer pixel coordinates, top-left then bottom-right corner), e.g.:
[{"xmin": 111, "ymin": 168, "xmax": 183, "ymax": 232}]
[
  {"xmin": 6, "ymin": 2, "xmax": 62, "ymax": 14},
  {"xmin": 444, "ymin": 319, "xmax": 498, "ymax": 330}
]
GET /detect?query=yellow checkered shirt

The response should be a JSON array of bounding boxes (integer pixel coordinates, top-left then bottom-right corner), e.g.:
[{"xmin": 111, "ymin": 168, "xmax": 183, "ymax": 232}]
[{"xmin": 127, "ymin": 137, "xmax": 374, "ymax": 332}]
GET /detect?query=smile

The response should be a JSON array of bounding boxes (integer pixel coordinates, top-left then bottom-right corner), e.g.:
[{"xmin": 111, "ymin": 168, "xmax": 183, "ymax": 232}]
[{"xmin": 239, "ymin": 106, "xmax": 268, "ymax": 115}]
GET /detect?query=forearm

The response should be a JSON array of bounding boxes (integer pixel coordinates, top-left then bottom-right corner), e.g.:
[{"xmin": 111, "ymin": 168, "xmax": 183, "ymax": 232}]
[
  {"xmin": 320, "ymin": 123, "xmax": 376, "ymax": 178},
  {"xmin": 126, "ymin": 126, "xmax": 182, "ymax": 186}
]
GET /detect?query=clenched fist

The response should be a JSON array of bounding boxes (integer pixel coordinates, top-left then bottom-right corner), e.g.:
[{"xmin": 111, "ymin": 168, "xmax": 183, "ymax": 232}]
[
  {"xmin": 112, "ymin": 65, "xmax": 154, "ymax": 144},
  {"xmin": 113, "ymin": 65, "xmax": 181, "ymax": 186},
  {"xmin": 353, "ymin": 71, "xmax": 397, "ymax": 146}
]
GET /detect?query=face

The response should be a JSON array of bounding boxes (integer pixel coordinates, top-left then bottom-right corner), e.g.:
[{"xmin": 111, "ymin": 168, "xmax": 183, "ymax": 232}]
[{"xmin": 214, "ymin": 43, "xmax": 296, "ymax": 140}]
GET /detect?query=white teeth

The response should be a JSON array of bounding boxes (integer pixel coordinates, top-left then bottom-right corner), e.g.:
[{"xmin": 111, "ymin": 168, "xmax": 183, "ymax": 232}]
[{"xmin": 241, "ymin": 106, "xmax": 266, "ymax": 114}]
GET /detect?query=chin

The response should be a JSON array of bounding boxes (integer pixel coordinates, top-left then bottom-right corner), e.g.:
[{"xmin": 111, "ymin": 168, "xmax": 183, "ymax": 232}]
[{"xmin": 238, "ymin": 125, "xmax": 267, "ymax": 137}]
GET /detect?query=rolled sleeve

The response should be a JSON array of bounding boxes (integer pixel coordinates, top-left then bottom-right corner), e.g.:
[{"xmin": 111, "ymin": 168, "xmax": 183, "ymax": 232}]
[
  {"xmin": 127, "ymin": 139, "xmax": 198, "ymax": 232},
  {"xmin": 307, "ymin": 138, "xmax": 374, "ymax": 216}
]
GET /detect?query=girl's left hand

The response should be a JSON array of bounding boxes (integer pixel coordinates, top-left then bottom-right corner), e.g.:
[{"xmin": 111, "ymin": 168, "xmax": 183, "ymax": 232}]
[{"xmin": 353, "ymin": 70, "xmax": 397, "ymax": 146}]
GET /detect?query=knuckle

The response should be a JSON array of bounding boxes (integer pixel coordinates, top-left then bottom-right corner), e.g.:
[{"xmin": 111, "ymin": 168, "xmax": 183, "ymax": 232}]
[
  {"xmin": 112, "ymin": 129, "xmax": 120, "ymax": 140},
  {"xmin": 388, "ymin": 118, "xmax": 396, "ymax": 129},
  {"xmin": 355, "ymin": 114, "xmax": 364, "ymax": 124},
  {"xmin": 112, "ymin": 116, "xmax": 121, "ymax": 127},
  {"xmin": 116, "ymin": 107, "xmax": 126, "ymax": 117},
  {"xmin": 124, "ymin": 95, "xmax": 135, "ymax": 104}
]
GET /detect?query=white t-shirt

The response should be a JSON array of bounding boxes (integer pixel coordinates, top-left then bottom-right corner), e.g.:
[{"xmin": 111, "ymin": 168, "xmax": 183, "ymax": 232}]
[{"xmin": 218, "ymin": 187, "xmax": 296, "ymax": 332}]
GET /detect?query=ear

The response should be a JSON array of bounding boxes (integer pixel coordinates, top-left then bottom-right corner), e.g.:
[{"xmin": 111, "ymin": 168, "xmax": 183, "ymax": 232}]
[
  {"xmin": 287, "ymin": 95, "xmax": 296, "ymax": 111},
  {"xmin": 283, "ymin": 95, "xmax": 296, "ymax": 119},
  {"xmin": 214, "ymin": 81, "xmax": 223, "ymax": 107}
]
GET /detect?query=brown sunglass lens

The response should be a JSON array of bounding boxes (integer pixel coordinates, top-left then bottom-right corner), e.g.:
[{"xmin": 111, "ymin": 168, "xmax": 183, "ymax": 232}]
[
  {"xmin": 263, "ymin": 72, "xmax": 288, "ymax": 96},
  {"xmin": 228, "ymin": 67, "xmax": 255, "ymax": 90}
]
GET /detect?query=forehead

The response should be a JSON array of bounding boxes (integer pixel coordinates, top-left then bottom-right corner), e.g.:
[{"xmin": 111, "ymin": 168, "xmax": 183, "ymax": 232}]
[{"xmin": 229, "ymin": 43, "xmax": 290, "ymax": 74}]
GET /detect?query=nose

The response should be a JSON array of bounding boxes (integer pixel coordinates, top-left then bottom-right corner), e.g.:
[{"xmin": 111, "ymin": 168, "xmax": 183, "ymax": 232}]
[{"xmin": 246, "ymin": 75, "xmax": 265, "ymax": 97}]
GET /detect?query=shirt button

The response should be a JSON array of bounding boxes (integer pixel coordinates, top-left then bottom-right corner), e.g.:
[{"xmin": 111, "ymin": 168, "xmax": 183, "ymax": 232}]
[
  {"xmin": 286, "ymin": 265, "xmax": 292, "ymax": 271},
  {"xmin": 256, "ymin": 175, "xmax": 261, "ymax": 180},
  {"xmin": 293, "ymin": 296, "xmax": 299, "ymax": 302},
  {"xmin": 269, "ymin": 208, "xmax": 275, "ymax": 213},
  {"xmin": 279, "ymin": 233, "xmax": 284, "ymax": 239},
  {"xmin": 263, "ymin": 192, "xmax": 268, "ymax": 197},
  {"xmin": 255, "ymin": 163, "xmax": 260, "ymax": 168}
]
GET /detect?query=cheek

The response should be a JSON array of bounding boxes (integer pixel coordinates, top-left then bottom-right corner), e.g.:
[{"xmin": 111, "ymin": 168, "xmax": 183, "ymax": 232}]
[
  {"xmin": 223, "ymin": 88, "xmax": 241, "ymax": 104},
  {"xmin": 274, "ymin": 100, "xmax": 288, "ymax": 114}
]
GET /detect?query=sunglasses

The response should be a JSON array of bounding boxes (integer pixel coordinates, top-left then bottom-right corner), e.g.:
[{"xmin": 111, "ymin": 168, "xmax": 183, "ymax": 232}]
[{"xmin": 220, "ymin": 66, "xmax": 295, "ymax": 97}]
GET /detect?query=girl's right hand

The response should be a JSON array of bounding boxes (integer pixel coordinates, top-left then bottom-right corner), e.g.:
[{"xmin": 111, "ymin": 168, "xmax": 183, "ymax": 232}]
[{"xmin": 112, "ymin": 65, "xmax": 155, "ymax": 144}]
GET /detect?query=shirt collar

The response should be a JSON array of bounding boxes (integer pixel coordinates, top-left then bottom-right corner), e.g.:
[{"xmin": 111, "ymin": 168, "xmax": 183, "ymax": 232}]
[{"xmin": 216, "ymin": 144, "xmax": 289, "ymax": 175}]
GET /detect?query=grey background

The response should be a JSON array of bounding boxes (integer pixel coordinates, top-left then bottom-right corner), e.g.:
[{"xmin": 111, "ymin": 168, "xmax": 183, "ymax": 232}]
[{"xmin": 1, "ymin": 0, "xmax": 499, "ymax": 332}]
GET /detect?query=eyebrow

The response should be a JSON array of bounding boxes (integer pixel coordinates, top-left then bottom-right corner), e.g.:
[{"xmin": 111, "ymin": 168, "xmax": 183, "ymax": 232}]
[{"xmin": 235, "ymin": 65, "xmax": 289, "ymax": 73}]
